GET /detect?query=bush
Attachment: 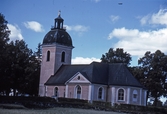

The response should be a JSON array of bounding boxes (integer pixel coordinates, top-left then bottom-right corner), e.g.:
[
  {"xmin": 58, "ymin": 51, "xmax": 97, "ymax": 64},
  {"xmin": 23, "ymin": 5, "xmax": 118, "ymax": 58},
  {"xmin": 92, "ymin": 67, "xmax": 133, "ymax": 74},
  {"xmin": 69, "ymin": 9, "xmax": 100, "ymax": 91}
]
[
  {"xmin": 0, "ymin": 96, "xmax": 56, "ymax": 103},
  {"xmin": 0, "ymin": 96, "xmax": 57, "ymax": 109},
  {"xmin": 1, "ymin": 96, "xmax": 167, "ymax": 113},
  {"xmin": 92, "ymin": 101, "xmax": 111, "ymax": 109},
  {"xmin": 58, "ymin": 97, "xmax": 88, "ymax": 104},
  {"xmin": 113, "ymin": 103, "xmax": 167, "ymax": 113}
]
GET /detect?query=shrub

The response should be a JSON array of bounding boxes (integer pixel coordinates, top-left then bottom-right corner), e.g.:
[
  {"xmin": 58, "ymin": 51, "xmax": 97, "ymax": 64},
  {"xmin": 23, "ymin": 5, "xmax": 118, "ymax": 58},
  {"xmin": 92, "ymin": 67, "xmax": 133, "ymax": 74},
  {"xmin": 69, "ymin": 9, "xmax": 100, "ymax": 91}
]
[
  {"xmin": 92, "ymin": 101, "xmax": 111, "ymax": 108},
  {"xmin": 58, "ymin": 97, "xmax": 88, "ymax": 104}
]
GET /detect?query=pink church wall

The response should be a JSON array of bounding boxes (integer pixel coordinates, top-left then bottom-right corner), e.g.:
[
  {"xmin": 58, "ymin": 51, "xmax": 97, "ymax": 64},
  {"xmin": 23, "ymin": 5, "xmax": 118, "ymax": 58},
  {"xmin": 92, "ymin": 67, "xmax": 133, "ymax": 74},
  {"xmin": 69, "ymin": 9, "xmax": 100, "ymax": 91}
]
[
  {"xmin": 39, "ymin": 44, "xmax": 73, "ymax": 96},
  {"xmin": 39, "ymin": 46, "xmax": 57, "ymax": 96},
  {"xmin": 45, "ymin": 84, "xmax": 146, "ymax": 106},
  {"xmin": 67, "ymin": 83, "xmax": 90, "ymax": 100},
  {"xmin": 46, "ymin": 86, "xmax": 66, "ymax": 97}
]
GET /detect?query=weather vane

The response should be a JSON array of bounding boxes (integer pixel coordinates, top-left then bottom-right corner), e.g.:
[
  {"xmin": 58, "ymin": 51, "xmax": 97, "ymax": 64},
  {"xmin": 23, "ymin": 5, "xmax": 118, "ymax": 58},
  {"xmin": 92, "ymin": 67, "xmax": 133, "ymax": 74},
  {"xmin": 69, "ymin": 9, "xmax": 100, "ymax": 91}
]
[{"xmin": 58, "ymin": 10, "xmax": 61, "ymax": 16}]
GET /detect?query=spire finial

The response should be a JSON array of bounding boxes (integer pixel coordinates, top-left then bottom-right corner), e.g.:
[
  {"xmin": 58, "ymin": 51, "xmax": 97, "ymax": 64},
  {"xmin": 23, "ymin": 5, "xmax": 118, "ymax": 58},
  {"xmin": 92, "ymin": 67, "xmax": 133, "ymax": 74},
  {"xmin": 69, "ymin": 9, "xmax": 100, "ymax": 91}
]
[{"xmin": 58, "ymin": 10, "xmax": 61, "ymax": 16}]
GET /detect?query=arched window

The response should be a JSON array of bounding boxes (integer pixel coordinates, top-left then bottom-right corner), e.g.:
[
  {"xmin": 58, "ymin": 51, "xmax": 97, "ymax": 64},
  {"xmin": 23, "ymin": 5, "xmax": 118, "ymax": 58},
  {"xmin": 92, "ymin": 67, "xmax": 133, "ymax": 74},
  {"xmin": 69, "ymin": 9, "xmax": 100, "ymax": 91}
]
[
  {"xmin": 61, "ymin": 52, "xmax": 65, "ymax": 62},
  {"xmin": 47, "ymin": 51, "xmax": 50, "ymax": 61},
  {"xmin": 54, "ymin": 87, "xmax": 58, "ymax": 97},
  {"xmin": 98, "ymin": 87, "xmax": 103, "ymax": 99},
  {"xmin": 133, "ymin": 90, "xmax": 138, "ymax": 102},
  {"xmin": 76, "ymin": 85, "xmax": 81, "ymax": 99},
  {"xmin": 118, "ymin": 89, "xmax": 124, "ymax": 100}
]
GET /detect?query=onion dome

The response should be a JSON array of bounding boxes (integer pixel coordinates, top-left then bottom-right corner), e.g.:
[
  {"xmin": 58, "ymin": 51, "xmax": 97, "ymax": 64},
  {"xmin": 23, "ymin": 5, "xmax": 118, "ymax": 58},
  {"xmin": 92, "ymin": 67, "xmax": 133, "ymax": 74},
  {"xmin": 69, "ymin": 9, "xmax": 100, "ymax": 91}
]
[{"xmin": 43, "ymin": 11, "xmax": 73, "ymax": 47}]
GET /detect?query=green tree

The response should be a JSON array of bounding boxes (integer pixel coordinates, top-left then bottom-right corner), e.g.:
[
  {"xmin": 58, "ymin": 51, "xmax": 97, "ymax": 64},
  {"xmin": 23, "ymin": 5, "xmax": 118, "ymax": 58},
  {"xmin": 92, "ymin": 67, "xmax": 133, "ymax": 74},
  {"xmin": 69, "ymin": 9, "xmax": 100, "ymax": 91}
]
[
  {"xmin": 0, "ymin": 13, "xmax": 10, "ymax": 95},
  {"xmin": 0, "ymin": 13, "xmax": 10, "ymax": 43},
  {"xmin": 35, "ymin": 43, "xmax": 42, "ymax": 60},
  {"xmin": 5, "ymin": 40, "xmax": 41, "ymax": 96},
  {"xmin": 22, "ymin": 43, "xmax": 41, "ymax": 96},
  {"xmin": 7, "ymin": 40, "xmax": 33, "ymax": 96},
  {"xmin": 138, "ymin": 50, "xmax": 167, "ymax": 106},
  {"xmin": 101, "ymin": 48, "xmax": 132, "ymax": 66},
  {"xmin": 0, "ymin": 13, "xmax": 41, "ymax": 96}
]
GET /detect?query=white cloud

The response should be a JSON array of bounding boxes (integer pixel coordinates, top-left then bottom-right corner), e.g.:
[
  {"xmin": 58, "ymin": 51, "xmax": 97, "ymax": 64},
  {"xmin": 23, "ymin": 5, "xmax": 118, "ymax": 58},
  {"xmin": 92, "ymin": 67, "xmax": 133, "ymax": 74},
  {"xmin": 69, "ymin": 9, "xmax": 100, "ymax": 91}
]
[
  {"xmin": 7, "ymin": 24, "xmax": 23, "ymax": 41},
  {"xmin": 108, "ymin": 27, "xmax": 139, "ymax": 39},
  {"xmin": 23, "ymin": 21, "xmax": 44, "ymax": 32},
  {"xmin": 108, "ymin": 27, "xmax": 167, "ymax": 57},
  {"xmin": 64, "ymin": 25, "xmax": 89, "ymax": 36},
  {"xmin": 110, "ymin": 15, "xmax": 120, "ymax": 22},
  {"xmin": 108, "ymin": 8, "xmax": 167, "ymax": 57},
  {"xmin": 64, "ymin": 25, "xmax": 89, "ymax": 32},
  {"xmin": 150, "ymin": 9, "xmax": 167, "ymax": 26},
  {"xmin": 72, "ymin": 57, "xmax": 101, "ymax": 64},
  {"xmin": 140, "ymin": 9, "xmax": 167, "ymax": 26},
  {"xmin": 140, "ymin": 15, "xmax": 150, "ymax": 25}
]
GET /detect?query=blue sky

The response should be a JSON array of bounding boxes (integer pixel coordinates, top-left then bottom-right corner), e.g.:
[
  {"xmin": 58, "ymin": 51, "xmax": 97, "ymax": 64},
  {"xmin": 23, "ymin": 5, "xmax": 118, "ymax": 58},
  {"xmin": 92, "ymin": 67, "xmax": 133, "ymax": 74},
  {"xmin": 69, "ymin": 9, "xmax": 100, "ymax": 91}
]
[{"xmin": 1, "ymin": 0, "xmax": 167, "ymax": 66}]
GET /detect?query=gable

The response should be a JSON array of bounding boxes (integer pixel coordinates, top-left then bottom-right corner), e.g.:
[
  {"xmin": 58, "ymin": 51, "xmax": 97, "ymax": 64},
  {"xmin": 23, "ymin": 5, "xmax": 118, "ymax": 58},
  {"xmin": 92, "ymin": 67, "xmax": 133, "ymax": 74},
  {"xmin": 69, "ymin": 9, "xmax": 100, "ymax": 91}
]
[
  {"xmin": 45, "ymin": 65, "xmax": 88, "ymax": 85},
  {"xmin": 65, "ymin": 72, "xmax": 91, "ymax": 84}
]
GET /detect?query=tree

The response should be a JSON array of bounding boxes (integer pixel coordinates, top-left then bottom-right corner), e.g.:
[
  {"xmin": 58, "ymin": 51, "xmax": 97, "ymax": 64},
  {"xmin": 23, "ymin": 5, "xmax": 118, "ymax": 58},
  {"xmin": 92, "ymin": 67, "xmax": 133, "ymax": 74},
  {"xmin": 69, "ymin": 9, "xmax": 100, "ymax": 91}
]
[
  {"xmin": 35, "ymin": 43, "xmax": 42, "ymax": 60},
  {"xmin": 0, "ymin": 13, "xmax": 41, "ymax": 96},
  {"xmin": 6, "ymin": 40, "xmax": 34, "ymax": 96},
  {"xmin": 138, "ymin": 50, "xmax": 167, "ymax": 106},
  {"xmin": 0, "ymin": 13, "xmax": 10, "ymax": 95},
  {"xmin": 0, "ymin": 38, "xmax": 41, "ymax": 96},
  {"xmin": 23, "ymin": 43, "xmax": 41, "ymax": 96},
  {"xmin": 8, "ymin": 40, "xmax": 41, "ymax": 96},
  {"xmin": 101, "ymin": 48, "xmax": 132, "ymax": 66},
  {"xmin": 0, "ymin": 13, "xmax": 10, "ymax": 44}
]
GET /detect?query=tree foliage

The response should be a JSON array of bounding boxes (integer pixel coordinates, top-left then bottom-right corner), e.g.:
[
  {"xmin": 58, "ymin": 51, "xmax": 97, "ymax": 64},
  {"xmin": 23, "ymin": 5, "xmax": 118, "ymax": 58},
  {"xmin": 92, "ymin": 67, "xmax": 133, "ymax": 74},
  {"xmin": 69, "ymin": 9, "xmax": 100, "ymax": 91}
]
[
  {"xmin": 0, "ymin": 13, "xmax": 10, "ymax": 95},
  {"xmin": 0, "ymin": 13, "xmax": 41, "ymax": 96},
  {"xmin": 138, "ymin": 50, "xmax": 167, "ymax": 106},
  {"xmin": 0, "ymin": 13, "xmax": 10, "ymax": 44},
  {"xmin": 101, "ymin": 48, "xmax": 132, "ymax": 66}
]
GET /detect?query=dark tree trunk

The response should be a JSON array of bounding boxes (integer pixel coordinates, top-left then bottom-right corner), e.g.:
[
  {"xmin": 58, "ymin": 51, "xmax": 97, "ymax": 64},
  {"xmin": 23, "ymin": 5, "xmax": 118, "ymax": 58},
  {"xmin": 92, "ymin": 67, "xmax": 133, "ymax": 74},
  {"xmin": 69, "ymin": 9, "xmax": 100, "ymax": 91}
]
[
  {"xmin": 13, "ymin": 88, "xmax": 16, "ymax": 96},
  {"xmin": 146, "ymin": 91, "xmax": 149, "ymax": 105},
  {"xmin": 5, "ymin": 89, "xmax": 10, "ymax": 96},
  {"xmin": 153, "ymin": 96, "xmax": 158, "ymax": 106}
]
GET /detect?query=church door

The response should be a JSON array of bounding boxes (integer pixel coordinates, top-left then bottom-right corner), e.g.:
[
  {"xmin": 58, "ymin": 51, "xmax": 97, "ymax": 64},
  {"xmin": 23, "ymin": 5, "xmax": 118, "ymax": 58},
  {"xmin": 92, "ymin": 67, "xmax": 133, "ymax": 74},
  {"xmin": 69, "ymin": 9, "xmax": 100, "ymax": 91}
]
[{"xmin": 76, "ymin": 85, "xmax": 81, "ymax": 99}]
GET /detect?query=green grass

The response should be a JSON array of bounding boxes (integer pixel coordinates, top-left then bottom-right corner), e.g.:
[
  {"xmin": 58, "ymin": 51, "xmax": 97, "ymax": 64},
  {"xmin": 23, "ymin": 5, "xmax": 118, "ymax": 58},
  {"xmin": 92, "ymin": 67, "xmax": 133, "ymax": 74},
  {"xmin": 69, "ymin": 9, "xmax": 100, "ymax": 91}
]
[{"xmin": 0, "ymin": 107, "xmax": 126, "ymax": 114}]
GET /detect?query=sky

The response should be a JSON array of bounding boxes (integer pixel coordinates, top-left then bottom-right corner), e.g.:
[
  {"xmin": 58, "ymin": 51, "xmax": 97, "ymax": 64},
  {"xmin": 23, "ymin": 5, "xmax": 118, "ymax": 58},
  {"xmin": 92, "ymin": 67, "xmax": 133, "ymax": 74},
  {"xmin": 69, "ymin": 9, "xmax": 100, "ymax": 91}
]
[{"xmin": 1, "ymin": 0, "xmax": 167, "ymax": 66}]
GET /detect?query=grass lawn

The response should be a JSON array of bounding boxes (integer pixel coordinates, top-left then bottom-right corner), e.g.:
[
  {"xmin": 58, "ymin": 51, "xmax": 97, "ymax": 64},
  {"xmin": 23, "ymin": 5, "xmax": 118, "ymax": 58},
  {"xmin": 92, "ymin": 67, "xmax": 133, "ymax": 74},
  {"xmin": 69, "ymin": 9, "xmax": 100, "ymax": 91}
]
[{"xmin": 0, "ymin": 107, "xmax": 126, "ymax": 114}]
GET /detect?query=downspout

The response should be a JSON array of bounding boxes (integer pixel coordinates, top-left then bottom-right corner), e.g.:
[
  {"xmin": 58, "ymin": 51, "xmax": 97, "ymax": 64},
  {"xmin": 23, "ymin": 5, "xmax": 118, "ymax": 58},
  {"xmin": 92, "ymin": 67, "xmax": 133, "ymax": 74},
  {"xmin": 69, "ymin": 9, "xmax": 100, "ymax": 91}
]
[
  {"xmin": 88, "ymin": 84, "xmax": 92, "ymax": 103},
  {"xmin": 44, "ymin": 85, "xmax": 46, "ymax": 96},
  {"xmin": 105, "ymin": 85, "xmax": 109, "ymax": 102},
  {"xmin": 140, "ymin": 88, "xmax": 142, "ymax": 105}
]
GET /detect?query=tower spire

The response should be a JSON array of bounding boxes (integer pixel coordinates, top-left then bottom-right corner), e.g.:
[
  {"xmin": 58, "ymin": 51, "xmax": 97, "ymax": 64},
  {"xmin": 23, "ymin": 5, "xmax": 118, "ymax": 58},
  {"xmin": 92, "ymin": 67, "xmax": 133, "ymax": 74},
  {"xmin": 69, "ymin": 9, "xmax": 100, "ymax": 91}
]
[{"xmin": 58, "ymin": 10, "xmax": 61, "ymax": 16}]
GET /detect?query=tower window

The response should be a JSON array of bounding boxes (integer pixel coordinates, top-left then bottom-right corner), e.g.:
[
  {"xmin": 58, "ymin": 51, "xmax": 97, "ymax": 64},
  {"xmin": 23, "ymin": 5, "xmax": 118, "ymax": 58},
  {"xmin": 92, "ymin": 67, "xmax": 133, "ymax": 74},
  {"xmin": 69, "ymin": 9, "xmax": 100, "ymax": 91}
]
[
  {"xmin": 47, "ymin": 51, "xmax": 50, "ymax": 61},
  {"xmin": 61, "ymin": 52, "xmax": 65, "ymax": 62}
]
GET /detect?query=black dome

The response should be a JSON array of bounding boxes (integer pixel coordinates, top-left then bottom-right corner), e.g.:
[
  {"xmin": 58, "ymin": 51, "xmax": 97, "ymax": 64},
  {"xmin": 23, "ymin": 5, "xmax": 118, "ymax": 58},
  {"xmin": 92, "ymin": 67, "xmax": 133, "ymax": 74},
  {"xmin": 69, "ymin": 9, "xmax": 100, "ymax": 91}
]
[
  {"xmin": 43, "ymin": 12, "xmax": 73, "ymax": 47},
  {"xmin": 43, "ymin": 29, "xmax": 73, "ymax": 46}
]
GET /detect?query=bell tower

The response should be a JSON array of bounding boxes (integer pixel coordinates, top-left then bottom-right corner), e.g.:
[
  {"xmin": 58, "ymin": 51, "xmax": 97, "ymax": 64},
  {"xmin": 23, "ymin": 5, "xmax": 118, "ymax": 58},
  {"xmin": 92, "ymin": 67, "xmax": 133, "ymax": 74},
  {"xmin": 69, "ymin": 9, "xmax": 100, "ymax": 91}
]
[{"xmin": 39, "ymin": 11, "xmax": 74, "ymax": 96}]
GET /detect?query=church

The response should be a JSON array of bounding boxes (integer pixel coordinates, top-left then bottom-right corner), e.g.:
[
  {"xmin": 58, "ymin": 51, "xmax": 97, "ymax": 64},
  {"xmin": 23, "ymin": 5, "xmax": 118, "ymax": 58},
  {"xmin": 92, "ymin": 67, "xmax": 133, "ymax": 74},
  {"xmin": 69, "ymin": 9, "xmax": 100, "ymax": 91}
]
[{"xmin": 38, "ymin": 12, "xmax": 147, "ymax": 106}]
